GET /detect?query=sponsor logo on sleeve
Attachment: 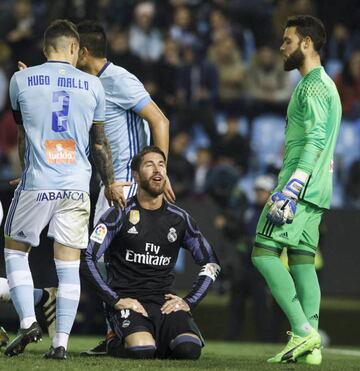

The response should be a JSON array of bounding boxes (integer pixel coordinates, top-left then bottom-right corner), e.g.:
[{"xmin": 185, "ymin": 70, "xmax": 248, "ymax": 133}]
[{"xmin": 90, "ymin": 223, "xmax": 107, "ymax": 244}]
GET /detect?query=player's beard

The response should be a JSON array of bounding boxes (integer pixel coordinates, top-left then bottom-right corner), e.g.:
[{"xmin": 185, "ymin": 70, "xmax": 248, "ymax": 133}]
[
  {"xmin": 284, "ymin": 45, "xmax": 305, "ymax": 71},
  {"xmin": 139, "ymin": 175, "xmax": 166, "ymax": 197}
]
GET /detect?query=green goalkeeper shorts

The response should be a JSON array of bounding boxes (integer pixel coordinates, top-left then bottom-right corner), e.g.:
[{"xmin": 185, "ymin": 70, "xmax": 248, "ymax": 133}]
[{"xmin": 255, "ymin": 200, "xmax": 325, "ymax": 255}]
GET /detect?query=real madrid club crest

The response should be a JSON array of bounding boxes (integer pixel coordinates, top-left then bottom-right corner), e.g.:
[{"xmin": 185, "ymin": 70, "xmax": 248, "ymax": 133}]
[
  {"xmin": 167, "ymin": 227, "xmax": 177, "ymax": 243},
  {"xmin": 129, "ymin": 210, "xmax": 140, "ymax": 225}
]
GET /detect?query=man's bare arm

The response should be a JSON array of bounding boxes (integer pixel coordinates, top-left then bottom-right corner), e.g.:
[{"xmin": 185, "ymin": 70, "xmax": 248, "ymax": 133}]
[{"xmin": 90, "ymin": 123, "xmax": 114, "ymax": 186}]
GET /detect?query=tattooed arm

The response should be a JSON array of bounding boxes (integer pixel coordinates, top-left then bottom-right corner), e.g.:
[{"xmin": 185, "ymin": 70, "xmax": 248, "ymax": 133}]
[
  {"xmin": 90, "ymin": 123, "xmax": 114, "ymax": 186},
  {"xmin": 90, "ymin": 123, "xmax": 131, "ymax": 208}
]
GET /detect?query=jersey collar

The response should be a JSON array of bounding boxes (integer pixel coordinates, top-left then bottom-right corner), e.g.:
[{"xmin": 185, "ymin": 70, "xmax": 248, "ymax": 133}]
[{"xmin": 97, "ymin": 61, "xmax": 111, "ymax": 77}]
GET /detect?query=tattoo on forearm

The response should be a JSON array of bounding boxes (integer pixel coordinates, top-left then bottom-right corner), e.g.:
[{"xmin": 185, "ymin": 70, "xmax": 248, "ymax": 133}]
[{"xmin": 90, "ymin": 124, "xmax": 114, "ymax": 186}]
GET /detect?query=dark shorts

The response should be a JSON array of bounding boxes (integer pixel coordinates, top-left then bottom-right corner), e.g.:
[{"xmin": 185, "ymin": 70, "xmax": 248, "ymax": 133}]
[{"xmin": 107, "ymin": 296, "xmax": 203, "ymax": 358}]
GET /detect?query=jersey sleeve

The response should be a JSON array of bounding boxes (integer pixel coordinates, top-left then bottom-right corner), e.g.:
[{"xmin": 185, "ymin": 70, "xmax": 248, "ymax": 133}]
[
  {"xmin": 113, "ymin": 72, "xmax": 150, "ymax": 111},
  {"xmin": 9, "ymin": 74, "xmax": 20, "ymax": 111},
  {"xmin": 297, "ymin": 83, "xmax": 329, "ymax": 174},
  {"xmin": 93, "ymin": 79, "xmax": 106, "ymax": 123},
  {"xmin": 80, "ymin": 207, "xmax": 123, "ymax": 307},
  {"xmin": 181, "ymin": 213, "xmax": 221, "ymax": 310}
]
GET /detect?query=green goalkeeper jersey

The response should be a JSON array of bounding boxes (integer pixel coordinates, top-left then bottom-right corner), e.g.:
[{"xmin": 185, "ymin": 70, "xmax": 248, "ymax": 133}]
[{"xmin": 275, "ymin": 66, "xmax": 342, "ymax": 209}]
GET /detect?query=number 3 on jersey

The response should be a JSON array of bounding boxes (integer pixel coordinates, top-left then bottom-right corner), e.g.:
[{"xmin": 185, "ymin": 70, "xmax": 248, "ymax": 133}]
[{"xmin": 52, "ymin": 91, "xmax": 70, "ymax": 132}]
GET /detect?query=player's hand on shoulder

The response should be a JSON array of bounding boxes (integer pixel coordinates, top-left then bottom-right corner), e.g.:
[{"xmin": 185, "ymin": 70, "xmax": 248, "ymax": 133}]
[
  {"xmin": 105, "ymin": 181, "xmax": 132, "ymax": 209},
  {"xmin": 114, "ymin": 297, "xmax": 148, "ymax": 317},
  {"xmin": 161, "ymin": 293, "xmax": 190, "ymax": 314},
  {"xmin": 164, "ymin": 176, "xmax": 176, "ymax": 203}
]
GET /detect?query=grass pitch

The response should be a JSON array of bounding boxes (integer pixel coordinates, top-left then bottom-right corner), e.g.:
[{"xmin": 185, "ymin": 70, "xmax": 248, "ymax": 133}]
[{"xmin": 1, "ymin": 336, "xmax": 360, "ymax": 370}]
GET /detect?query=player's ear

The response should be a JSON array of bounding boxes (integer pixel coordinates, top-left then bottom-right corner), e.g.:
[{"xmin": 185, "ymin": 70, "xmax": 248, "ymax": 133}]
[{"xmin": 302, "ymin": 36, "xmax": 312, "ymax": 50}]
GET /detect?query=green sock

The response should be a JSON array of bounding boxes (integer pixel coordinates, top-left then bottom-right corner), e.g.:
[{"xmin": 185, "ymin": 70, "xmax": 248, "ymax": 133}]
[
  {"xmin": 252, "ymin": 251, "xmax": 311, "ymax": 336},
  {"xmin": 290, "ymin": 263, "xmax": 320, "ymax": 330}
]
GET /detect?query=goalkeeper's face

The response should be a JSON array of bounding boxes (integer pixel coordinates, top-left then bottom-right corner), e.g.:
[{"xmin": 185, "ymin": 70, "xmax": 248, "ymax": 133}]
[
  {"xmin": 281, "ymin": 27, "xmax": 305, "ymax": 71},
  {"xmin": 136, "ymin": 153, "xmax": 167, "ymax": 197}
]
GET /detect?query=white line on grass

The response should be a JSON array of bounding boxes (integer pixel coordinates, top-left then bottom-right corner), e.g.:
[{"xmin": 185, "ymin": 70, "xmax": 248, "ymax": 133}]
[{"xmin": 324, "ymin": 348, "xmax": 360, "ymax": 357}]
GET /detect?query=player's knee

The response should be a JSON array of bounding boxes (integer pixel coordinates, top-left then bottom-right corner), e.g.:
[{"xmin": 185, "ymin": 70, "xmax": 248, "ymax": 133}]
[
  {"xmin": 125, "ymin": 345, "xmax": 156, "ymax": 359},
  {"xmin": 171, "ymin": 342, "xmax": 201, "ymax": 360},
  {"xmin": 170, "ymin": 335, "xmax": 202, "ymax": 360}
]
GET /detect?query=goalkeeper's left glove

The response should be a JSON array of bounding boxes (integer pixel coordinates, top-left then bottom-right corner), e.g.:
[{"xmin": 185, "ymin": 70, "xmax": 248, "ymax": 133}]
[{"xmin": 266, "ymin": 170, "xmax": 309, "ymax": 226}]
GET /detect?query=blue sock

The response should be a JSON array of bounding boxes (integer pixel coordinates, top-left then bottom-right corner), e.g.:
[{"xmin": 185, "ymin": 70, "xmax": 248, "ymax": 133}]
[
  {"xmin": 53, "ymin": 259, "xmax": 80, "ymax": 349},
  {"xmin": 5, "ymin": 248, "xmax": 36, "ymax": 328}
]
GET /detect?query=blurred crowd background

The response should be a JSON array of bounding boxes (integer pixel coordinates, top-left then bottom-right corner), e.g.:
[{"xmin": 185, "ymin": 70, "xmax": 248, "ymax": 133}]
[
  {"xmin": 0, "ymin": 0, "xmax": 360, "ymax": 342},
  {"xmin": 0, "ymin": 0, "xmax": 360, "ymax": 208}
]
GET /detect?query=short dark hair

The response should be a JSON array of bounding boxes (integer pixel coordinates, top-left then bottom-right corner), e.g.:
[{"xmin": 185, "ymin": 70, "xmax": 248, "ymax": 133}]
[
  {"xmin": 77, "ymin": 20, "xmax": 107, "ymax": 58},
  {"xmin": 286, "ymin": 15, "xmax": 326, "ymax": 53},
  {"xmin": 44, "ymin": 19, "xmax": 79, "ymax": 54},
  {"xmin": 131, "ymin": 146, "xmax": 167, "ymax": 172}
]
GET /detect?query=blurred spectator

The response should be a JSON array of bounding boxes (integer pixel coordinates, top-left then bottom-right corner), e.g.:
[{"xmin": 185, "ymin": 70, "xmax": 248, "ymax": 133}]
[
  {"xmin": 129, "ymin": 1, "xmax": 164, "ymax": 62},
  {"xmin": 205, "ymin": 162, "xmax": 239, "ymax": 206},
  {"xmin": 156, "ymin": 38, "xmax": 181, "ymax": 116},
  {"xmin": 193, "ymin": 147, "xmax": 212, "ymax": 196},
  {"xmin": 207, "ymin": 7, "xmax": 255, "ymax": 62},
  {"xmin": 246, "ymin": 45, "xmax": 292, "ymax": 117},
  {"xmin": 214, "ymin": 174, "xmax": 276, "ymax": 341},
  {"xmin": 169, "ymin": 5, "xmax": 198, "ymax": 50},
  {"xmin": 345, "ymin": 158, "xmax": 360, "ymax": 208},
  {"xmin": 208, "ymin": 34, "xmax": 247, "ymax": 116},
  {"xmin": 0, "ymin": 0, "xmax": 40, "ymax": 66},
  {"xmin": 212, "ymin": 115, "xmax": 250, "ymax": 175},
  {"xmin": 272, "ymin": 0, "xmax": 317, "ymax": 43},
  {"xmin": 325, "ymin": 23, "xmax": 353, "ymax": 78},
  {"xmin": 0, "ymin": 41, "xmax": 12, "ymax": 113},
  {"xmin": 175, "ymin": 43, "xmax": 219, "ymax": 143},
  {"xmin": 107, "ymin": 26, "xmax": 144, "ymax": 77},
  {"xmin": 0, "ymin": 109, "xmax": 21, "ymax": 178},
  {"xmin": 167, "ymin": 131, "xmax": 194, "ymax": 198},
  {"xmin": 335, "ymin": 50, "xmax": 360, "ymax": 120}
]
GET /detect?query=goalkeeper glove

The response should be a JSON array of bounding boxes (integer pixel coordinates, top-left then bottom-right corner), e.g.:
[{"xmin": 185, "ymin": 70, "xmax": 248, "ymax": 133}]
[{"xmin": 266, "ymin": 170, "xmax": 309, "ymax": 226}]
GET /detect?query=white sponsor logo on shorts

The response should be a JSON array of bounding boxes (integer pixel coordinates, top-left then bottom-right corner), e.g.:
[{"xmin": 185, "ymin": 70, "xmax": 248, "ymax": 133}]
[
  {"xmin": 36, "ymin": 191, "xmax": 85, "ymax": 202},
  {"xmin": 122, "ymin": 320, "xmax": 130, "ymax": 328}
]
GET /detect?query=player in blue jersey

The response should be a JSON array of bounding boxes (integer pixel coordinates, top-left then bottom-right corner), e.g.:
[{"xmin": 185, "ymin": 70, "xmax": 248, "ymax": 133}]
[
  {"xmin": 3, "ymin": 20, "xmax": 124, "ymax": 360},
  {"xmin": 81, "ymin": 146, "xmax": 221, "ymax": 360},
  {"xmin": 76, "ymin": 21, "xmax": 175, "ymax": 225}
]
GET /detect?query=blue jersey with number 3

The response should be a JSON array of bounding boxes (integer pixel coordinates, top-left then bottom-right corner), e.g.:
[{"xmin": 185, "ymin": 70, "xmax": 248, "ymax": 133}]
[{"xmin": 9, "ymin": 61, "xmax": 105, "ymax": 192}]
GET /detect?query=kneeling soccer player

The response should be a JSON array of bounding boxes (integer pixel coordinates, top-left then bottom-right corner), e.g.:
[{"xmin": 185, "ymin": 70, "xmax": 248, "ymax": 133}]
[{"xmin": 80, "ymin": 146, "xmax": 221, "ymax": 359}]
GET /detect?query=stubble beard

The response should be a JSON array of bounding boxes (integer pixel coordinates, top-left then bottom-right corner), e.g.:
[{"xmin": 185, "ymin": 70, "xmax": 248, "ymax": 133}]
[{"xmin": 139, "ymin": 176, "xmax": 165, "ymax": 197}]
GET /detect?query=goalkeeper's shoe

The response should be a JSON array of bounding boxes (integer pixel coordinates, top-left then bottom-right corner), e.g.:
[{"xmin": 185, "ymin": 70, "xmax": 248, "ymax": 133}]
[
  {"xmin": 44, "ymin": 346, "xmax": 67, "ymax": 360},
  {"xmin": 296, "ymin": 348, "xmax": 322, "ymax": 365},
  {"xmin": 4, "ymin": 322, "xmax": 42, "ymax": 357},
  {"xmin": 80, "ymin": 331, "xmax": 115, "ymax": 357},
  {"xmin": 0, "ymin": 326, "xmax": 9, "ymax": 348},
  {"xmin": 267, "ymin": 329, "xmax": 321, "ymax": 363},
  {"xmin": 42, "ymin": 287, "xmax": 57, "ymax": 339}
]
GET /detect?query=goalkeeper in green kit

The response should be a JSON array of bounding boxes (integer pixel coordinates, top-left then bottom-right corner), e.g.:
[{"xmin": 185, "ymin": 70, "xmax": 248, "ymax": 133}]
[{"xmin": 252, "ymin": 15, "xmax": 341, "ymax": 365}]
